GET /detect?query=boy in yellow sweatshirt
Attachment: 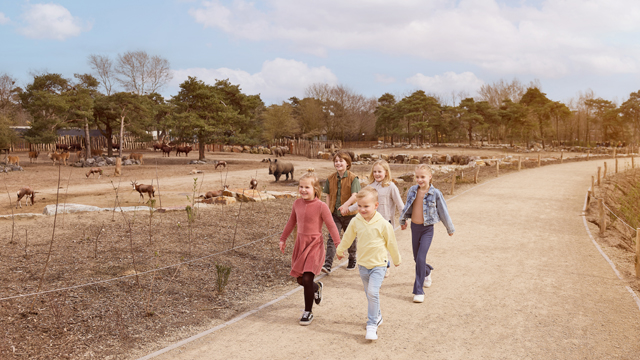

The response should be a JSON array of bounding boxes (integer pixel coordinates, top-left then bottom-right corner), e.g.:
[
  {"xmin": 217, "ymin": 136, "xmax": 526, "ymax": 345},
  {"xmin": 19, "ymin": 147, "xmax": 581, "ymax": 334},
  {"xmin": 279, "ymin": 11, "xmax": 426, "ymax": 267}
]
[{"xmin": 337, "ymin": 187, "xmax": 401, "ymax": 341}]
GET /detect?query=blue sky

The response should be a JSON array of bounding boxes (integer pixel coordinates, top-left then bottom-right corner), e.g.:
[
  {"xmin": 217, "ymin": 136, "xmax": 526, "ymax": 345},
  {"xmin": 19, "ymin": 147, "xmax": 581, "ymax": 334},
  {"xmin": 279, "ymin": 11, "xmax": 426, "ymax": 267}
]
[{"xmin": 2, "ymin": 0, "xmax": 640, "ymax": 105}]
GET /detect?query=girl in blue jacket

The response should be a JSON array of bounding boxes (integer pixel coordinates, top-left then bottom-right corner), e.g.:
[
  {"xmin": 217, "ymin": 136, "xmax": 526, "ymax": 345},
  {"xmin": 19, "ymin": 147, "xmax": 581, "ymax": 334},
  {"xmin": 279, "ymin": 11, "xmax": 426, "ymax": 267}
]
[{"xmin": 400, "ymin": 164, "xmax": 455, "ymax": 303}]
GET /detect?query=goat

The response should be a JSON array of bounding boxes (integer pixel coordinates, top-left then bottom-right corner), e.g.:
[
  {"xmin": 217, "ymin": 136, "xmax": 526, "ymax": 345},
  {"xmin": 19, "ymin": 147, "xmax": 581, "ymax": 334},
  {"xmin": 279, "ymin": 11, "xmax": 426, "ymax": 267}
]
[
  {"xmin": 7, "ymin": 156, "xmax": 19, "ymax": 166},
  {"xmin": 28, "ymin": 151, "xmax": 40, "ymax": 163},
  {"xmin": 91, "ymin": 149, "xmax": 103, "ymax": 157},
  {"xmin": 176, "ymin": 145, "xmax": 192, "ymax": 157},
  {"xmin": 48, "ymin": 152, "xmax": 69, "ymax": 166},
  {"xmin": 215, "ymin": 160, "xmax": 227, "ymax": 170},
  {"xmin": 161, "ymin": 145, "xmax": 172, "ymax": 157},
  {"xmin": 201, "ymin": 185, "xmax": 229, "ymax": 199},
  {"xmin": 129, "ymin": 153, "xmax": 144, "ymax": 164},
  {"xmin": 56, "ymin": 143, "xmax": 69, "ymax": 152},
  {"xmin": 16, "ymin": 187, "xmax": 35, "ymax": 208},
  {"xmin": 86, "ymin": 167, "xmax": 103, "ymax": 178},
  {"xmin": 249, "ymin": 178, "xmax": 258, "ymax": 190},
  {"xmin": 131, "ymin": 180, "xmax": 156, "ymax": 203}
]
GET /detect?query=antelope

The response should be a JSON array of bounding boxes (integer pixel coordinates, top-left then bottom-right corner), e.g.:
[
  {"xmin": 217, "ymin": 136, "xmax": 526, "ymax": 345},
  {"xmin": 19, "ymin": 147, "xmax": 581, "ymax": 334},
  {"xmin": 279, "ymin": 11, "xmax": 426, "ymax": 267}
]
[
  {"xmin": 91, "ymin": 149, "xmax": 103, "ymax": 157},
  {"xmin": 161, "ymin": 145, "xmax": 172, "ymax": 157},
  {"xmin": 249, "ymin": 178, "xmax": 258, "ymax": 190},
  {"xmin": 215, "ymin": 160, "xmax": 227, "ymax": 170},
  {"xmin": 202, "ymin": 185, "xmax": 229, "ymax": 199},
  {"xmin": 129, "ymin": 153, "xmax": 144, "ymax": 164},
  {"xmin": 16, "ymin": 187, "xmax": 35, "ymax": 208},
  {"xmin": 86, "ymin": 167, "xmax": 103, "ymax": 178},
  {"xmin": 131, "ymin": 180, "xmax": 156, "ymax": 203},
  {"xmin": 48, "ymin": 152, "xmax": 69, "ymax": 166},
  {"xmin": 176, "ymin": 145, "xmax": 192, "ymax": 157},
  {"xmin": 7, "ymin": 156, "xmax": 19, "ymax": 166},
  {"xmin": 28, "ymin": 151, "xmax": 39, "ymax": 163}
]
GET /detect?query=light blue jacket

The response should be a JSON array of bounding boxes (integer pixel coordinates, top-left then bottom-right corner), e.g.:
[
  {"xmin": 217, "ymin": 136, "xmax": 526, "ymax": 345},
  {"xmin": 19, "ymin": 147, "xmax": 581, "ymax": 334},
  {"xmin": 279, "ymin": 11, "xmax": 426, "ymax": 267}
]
[{"xmin": 399, "ymin": 185, "xmax": 455, "ymax": 235}]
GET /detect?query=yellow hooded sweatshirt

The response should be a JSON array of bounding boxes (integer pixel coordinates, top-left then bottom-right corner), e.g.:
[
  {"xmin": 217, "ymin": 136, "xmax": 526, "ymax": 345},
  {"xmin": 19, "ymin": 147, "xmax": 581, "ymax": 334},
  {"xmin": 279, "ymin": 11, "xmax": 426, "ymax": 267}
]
[{"xmin": 337, "ymin": 211, "xmax": 401, "ymax": 269}]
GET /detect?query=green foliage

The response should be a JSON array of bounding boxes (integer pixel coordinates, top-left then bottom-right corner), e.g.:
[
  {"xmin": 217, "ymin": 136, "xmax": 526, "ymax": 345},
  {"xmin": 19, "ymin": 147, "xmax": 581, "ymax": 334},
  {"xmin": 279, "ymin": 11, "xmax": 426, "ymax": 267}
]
[
  {"xmin": 0, "ymin": 114, "xmax": 17, "ymax": 149},
  {"xmin": 261, "ymin": 102, "xmax": 298, "ymax": 141},
  {"xmin": 215, "ymin": 264, "xmax": 232, "ymax": 293}
]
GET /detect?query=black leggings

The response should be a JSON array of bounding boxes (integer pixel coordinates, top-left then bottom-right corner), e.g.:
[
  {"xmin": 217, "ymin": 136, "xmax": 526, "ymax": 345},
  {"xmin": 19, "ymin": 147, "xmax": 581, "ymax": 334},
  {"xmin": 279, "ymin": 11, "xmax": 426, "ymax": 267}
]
[{"xmin": 297, "ymin": 272, "xmax": 318, "ymax": 312}]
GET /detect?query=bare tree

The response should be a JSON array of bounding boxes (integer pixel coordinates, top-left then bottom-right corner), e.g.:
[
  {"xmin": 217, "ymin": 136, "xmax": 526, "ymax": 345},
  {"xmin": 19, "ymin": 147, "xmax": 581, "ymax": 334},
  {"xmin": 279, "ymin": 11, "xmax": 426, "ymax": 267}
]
[
  {"xmin": 477, "ymin": 78, "xmax": 541, "ymax": 108},
  {"xmin": 114, "ymin": 51, "xmax": 172, "ymax": 95},
  {"xmin": 88, "ymin": 54, "xmax": 116, "ymax": 95}
]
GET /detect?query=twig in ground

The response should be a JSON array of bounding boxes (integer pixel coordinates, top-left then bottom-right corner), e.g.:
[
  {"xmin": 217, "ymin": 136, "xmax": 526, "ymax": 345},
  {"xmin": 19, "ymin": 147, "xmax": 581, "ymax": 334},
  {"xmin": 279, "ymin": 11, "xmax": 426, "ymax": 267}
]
[
  {"xmin": 61, "ymin": 168, "xmax": 72, "ymax": 228},
  {"xmin": 24, "ymin": 229, "xmax": 28, "ymax": 258},
  {"xmin": 4, "ymin": 175, "xmax": 15, "ymax": 244},
  {"xmin": 94, "ymin": 224, "xmax": 103, "ymax": 259},
  {"xmin": 155, "ymin": 159, "xmax": 162, "ymax": 209},
  {"xmin": 29, "ymin": 162, "xmax": 62, "ymax": 313},
  {"xmin": 231, "ymin": 189, "xmax": 245, "ymax": 249}
]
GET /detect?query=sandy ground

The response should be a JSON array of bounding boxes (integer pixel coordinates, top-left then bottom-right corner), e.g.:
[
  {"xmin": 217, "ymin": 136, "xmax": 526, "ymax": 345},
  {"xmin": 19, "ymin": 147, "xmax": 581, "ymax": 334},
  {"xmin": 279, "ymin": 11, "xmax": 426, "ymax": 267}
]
[{"xmin": 139, "ymin": 157, "xmax": 640, "ymax": 360}]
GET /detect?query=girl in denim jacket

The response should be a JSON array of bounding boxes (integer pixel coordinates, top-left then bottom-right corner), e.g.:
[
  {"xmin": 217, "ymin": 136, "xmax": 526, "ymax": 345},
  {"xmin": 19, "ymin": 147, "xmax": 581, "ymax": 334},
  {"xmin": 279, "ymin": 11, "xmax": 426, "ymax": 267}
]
[{"xmin": 399, "ymin": 164, "xmax": 455, "ymax": 303}]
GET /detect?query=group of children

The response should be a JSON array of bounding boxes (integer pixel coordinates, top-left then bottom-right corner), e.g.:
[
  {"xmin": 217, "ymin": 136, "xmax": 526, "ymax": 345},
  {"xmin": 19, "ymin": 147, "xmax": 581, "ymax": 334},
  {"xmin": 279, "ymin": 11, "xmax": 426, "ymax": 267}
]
[{"xmin": 279, "ymin": 151, "xmax": 455, "ymax": 341}]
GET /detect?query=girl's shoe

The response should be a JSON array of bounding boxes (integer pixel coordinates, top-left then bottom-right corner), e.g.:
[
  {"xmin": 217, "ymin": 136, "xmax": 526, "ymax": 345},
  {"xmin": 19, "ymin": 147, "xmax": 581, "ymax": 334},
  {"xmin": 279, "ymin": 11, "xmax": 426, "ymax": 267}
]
[
  {"xmin": 314, "ymin": 282, "xmax": 323, "ymax": 305},
  {"xmin": 385, "ymin": 266, "xmax": 391, "ymax": 278},
  {"xmin": 299, "ymin": 311, "xmax": 314, "ymax": 325},
  {"xmin": 413, "ymin": 294, "xmax": 424, "ymax": 303},
  {"xmin": 424, "ymin": 273, "xmax": 432, "ymax": 288}
]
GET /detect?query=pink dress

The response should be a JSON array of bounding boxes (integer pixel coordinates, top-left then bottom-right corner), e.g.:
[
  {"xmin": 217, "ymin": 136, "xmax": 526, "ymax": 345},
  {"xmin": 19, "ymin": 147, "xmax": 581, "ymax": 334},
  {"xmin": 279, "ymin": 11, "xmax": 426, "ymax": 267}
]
[{"xmin": 280, "ymin": 198, "xmax": 342, "ymax": 278}]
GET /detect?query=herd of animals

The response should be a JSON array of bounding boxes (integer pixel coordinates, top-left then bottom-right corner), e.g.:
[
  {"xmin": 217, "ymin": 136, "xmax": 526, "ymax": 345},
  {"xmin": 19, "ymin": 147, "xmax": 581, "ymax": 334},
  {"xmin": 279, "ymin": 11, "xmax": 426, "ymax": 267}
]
[{"xmin": 9, "ymin": 142, "xmax": 296, "ymax": 210}]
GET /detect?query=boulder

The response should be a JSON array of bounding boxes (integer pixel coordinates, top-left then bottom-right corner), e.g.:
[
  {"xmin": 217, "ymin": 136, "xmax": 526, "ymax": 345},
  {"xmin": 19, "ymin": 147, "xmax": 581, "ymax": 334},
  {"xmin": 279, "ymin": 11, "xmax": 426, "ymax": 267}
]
[
  {"xmin": 123, "ymin": 160, "xmax": 133, "ymax": 166},
  {"xmin": 73, "ymin": 161, "xmax": 84, "ymax": 168},
  {"xmin": 409, "ymin": 159, "xmax": 420, "ymax": 164},
  {"xmin": 105, "ymin": 157, "xmax": 116, "ymax": 165},
  {"xmin": 359, "ymin": 153, "xmax": 372, "ymax": 160},
  {"xmin": 398, "ymin": 173, "xmax": 414, "ymax": 182},
  {"xmin": 96, "ymin": 161, "xmax": 107, "ymax": 167},
  {"xmin": 85, "ymin": 158, "xmax": 95, "ymax": 165},
  {"xmin": 265, "ymin": 191, "xmax": 298, "ymax": 199},
  {"xmin": 43, "ymin": 203, "xmax": 102, "ymax": 215},
  {"xmin": 380, "ymin": 154, "xmax": 389, "ymax": 161},
  {"xmin": 214, "ymin": 196, "xmax": 237, "ymax": 205}
]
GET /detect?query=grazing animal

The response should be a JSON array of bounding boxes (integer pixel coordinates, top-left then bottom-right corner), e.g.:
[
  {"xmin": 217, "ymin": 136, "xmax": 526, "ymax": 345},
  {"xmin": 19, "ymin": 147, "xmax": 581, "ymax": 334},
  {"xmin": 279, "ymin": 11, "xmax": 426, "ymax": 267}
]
[
  {"xmin": 190, "ymin": 169, "xmax": 204, "ymax": 175},
  {"xmin": 28, "ymin": 151, "xmax": 40, "ymax": 163},
  {"xmin": 215, "ymin": 160, "xmax": 227, "ymax": 169},
  {"xmin": 69, "ymin": 143, "xmax": 83, "ymax": 151},
  {"xmin": 111, "ymin": 143, "xmax": 120, "ymax": 150},
  {"xmin": 176, "ymin": 145, "xmax": 192, "ymax": 157},
  {"xmin": 261, "ymin": 158, "xmax": 269, "ymax": 163},
  {"xmin": 268, "ymin": 159, "xmax": 294, "ymax": 182},
  {"xmin": 161, "ymin": 145, "xmax": 172, "ymax": 157},
  {"xmin": 7, "ymin": 156, "xmax": 19, "ymax": 166},
  {"xmin": 16, "ymin": 187, "xmax": 35, "ymax": 208},
  {"xmin": 129, "ymin": 153, "xmax": 144, "ymax": 164},
  {"xmin": 48, "ymin": 152, "xmax": 69, "ymax": 166},
  {"xmin": 272, "ymin": 147, "xmax": 283, "ymax": 157},
  {"xmin": 56, "ymin": 143, "xmax": 69, "ymax": 151},
  {"xmin": 307, "ymin": 168, "xmax": 315, "ymax": 173},
  {"xmin": 131, "ymin": 180, "xmax": 156, "ymax": 203},
  {"xmin": 86, "ymin": 167, "xmax": 103, "ymax": 178},
  {"xmin": 202, "ymin": 185, "xmax": 229, "ymax": 199},
  {"xmin": 75, "ymin": 150, "xmax": 85, "ymax": 161},
  {"xmin": 152, "ymin": 143, "xmax": 164, "ymax": 151},
  {"xmin": 249, "ymin": 178, "xmax": 258, "ymax": 190},
  {"xmin": 91, "ymin": 149, "xmax": 103, "ymax": 157}
]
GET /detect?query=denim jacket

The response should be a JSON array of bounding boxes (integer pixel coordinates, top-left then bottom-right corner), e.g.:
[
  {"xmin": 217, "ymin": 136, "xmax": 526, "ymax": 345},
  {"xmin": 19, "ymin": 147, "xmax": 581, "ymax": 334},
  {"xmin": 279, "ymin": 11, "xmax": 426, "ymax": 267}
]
[{"xmin": 399, "ymin": 185, "xmax": 455, "ymax": 234}]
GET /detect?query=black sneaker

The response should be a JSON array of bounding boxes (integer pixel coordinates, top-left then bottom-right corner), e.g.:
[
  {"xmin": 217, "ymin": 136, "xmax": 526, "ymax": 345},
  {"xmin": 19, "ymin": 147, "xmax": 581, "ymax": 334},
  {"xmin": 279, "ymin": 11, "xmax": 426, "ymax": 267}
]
[
  {"xmin": 346, "ymin": 259, "xmax": 356, "ymax": 271},
  {"xmin": 299, "ymin": 311, "xmax": 313, "ymax": 326},
  {"xmin": 314, "ymin": 282, "xmax": 323, "ymax": 305},
  {"xmin": 321, "ymin": 265, "xmax": 331, "ymax": 274}
]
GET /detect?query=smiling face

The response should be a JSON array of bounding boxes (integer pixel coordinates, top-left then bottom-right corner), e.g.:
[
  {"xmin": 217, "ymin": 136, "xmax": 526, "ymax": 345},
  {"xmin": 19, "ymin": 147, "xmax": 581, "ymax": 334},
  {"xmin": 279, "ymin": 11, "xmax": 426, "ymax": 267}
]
[
  {"xmin": 334, "ymin": 157, "xmax": 348, "ymax": 174},
  {"xmin": 372, "ymin": 164, "xmax": 386, "ymax": 183},
  {"xmin": 298, "ymin": 178, "xmax": 316, "ymax": 200},
  {"xmin": 357, "ymin": 194, "xmax": 378, "ymax": 222},
  {"xmin": 415, "ymin": 168, "xmax": 432, "ymax": 189}
]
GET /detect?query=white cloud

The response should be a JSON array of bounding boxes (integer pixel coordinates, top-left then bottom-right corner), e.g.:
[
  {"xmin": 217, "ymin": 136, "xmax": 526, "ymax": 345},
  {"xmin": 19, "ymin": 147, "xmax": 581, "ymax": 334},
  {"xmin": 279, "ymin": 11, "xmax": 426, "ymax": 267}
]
[
  {"xmin": 406, "ymin": 71, "xmax": 484, "ymax": 95},
  {"xmin": 0, "ymin": 12, "xmax": 10, "ymax": 25},
  {"xmin": 171, "ymin": 58, "xmax": 338, "ymax": 103},
  {"xmin": 375, "ymin": 74, "xmax": 396, "ymax": 84},
  {"xmin": 188, "ymin": 0, "xmax": 640, "ymax": 76},
  {"xmin": 18, "ymin": 3, "xmax": 91, "ymax": 40}
]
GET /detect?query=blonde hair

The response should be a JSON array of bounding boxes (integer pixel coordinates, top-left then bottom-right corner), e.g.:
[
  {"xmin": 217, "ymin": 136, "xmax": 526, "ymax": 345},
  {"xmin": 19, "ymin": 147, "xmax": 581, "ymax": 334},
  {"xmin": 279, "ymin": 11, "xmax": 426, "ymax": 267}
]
[
  {"xmin": 415, "ymin": 164, "xmax": 433, "ymax": 186},
  {"xmin": 356, "ymin": 186, "xmax": 378, "ymax": 202},
  {"xmin": 368, "ymin": 160, "xmax": 392, "ymax": 187},
  {"xmin": 333, "ymin": 151, "xmax": 352, "ymax": 170},
  {"xmin": 299, "ymin": 171, "xmax": 322, "ymax": 199}
]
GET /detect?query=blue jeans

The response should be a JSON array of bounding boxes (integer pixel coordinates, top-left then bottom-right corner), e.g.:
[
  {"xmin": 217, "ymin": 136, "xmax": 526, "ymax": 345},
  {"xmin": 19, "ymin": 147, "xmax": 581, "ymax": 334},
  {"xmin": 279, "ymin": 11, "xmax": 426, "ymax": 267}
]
[
  {"xmin": 358, "ymin": 265, "xmax": 386, "ymax": 327},
  {"xmin": 411, "ymin": 222, "xmax": 434, "ymax": 295}
]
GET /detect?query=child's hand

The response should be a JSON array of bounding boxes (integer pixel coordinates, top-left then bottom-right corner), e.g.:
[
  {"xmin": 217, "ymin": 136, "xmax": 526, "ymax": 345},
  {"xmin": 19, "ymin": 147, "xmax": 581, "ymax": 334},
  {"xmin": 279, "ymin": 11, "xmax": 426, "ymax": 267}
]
[
  {"xmin": 279, "ymin": 241, "xmax": 286, "ymax": 253},
  {"xmin": 449, "ymin": 233, "xmax": 454, "ymax": 237},
  {"xmin": 401, "ymin": 224, "xmax": 407, "ymax": 230},
  {"xmin": 338, "ymin": 205, "xmax": 349, "ymax": 215},
  {"xmin": 336, "ymin": 254, "xmax": 343, "ymax": 260}
]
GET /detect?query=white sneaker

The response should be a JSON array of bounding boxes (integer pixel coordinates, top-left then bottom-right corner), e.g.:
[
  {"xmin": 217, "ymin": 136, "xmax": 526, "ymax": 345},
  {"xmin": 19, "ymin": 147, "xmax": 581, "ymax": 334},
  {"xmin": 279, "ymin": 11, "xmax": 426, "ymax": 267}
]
[
  {"xmin": 385, "ymin": 266, "xmax": 391, "ymax": 278},
  {"xmin": 365, "ymin": 326, "xmax": 378, "ymax": 340},
  {"xmin": 413, "ymin": 294, "xmax": 424, "ymax": 303},
  {"xmin": 424, "ymin": 273, "xmax": 432, "ymax": 288}
]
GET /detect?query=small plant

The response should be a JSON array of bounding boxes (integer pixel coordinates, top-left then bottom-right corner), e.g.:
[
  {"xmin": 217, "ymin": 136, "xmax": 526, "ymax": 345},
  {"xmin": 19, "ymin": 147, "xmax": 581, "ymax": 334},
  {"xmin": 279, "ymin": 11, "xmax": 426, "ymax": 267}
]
[
  {"xmin": 148, "ymin": 198, "xmax": 156, "ymax": 245},
  {"xmin": 185, "ymin": 178, "xmax": 198, "ymax": 255},
  {"xmin": 215, "ymin": 264, "xmax": 232, "ymax": 293}
]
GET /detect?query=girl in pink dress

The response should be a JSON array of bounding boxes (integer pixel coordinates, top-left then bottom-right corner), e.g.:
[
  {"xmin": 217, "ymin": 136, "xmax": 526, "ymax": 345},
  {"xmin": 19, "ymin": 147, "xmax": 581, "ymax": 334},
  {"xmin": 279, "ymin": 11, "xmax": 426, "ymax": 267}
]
[{"xmin": 280, "ymin": 172, "xmax": 342, "ymax": 326}]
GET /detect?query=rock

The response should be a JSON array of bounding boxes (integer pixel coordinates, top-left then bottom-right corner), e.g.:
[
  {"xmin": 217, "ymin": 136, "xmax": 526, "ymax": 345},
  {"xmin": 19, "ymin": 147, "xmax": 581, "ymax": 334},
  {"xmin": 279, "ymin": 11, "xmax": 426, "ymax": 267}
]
[
  {"xmin": 380, "ymin": 154, "xmax": 389, "ymax": 161},
  {"xmin": 10, "ymin": 165, "xmax": 23, "ymax": 171},
  {"xmin": 232, "ymin": 146, "xmax": 243, "ymax": 153},
  {"xmin": 85, "ymin": 158, "xmax": 95, "ymax": 165},
  {"xmin": 262, "ymin": 148, "xmax": 271, "ymax": 155},
  {"xmin": 105, "ymin": 157, "xmax": 115, "ymax": 165},
  {"xmin": 224, "ymin": 188, "xmax": 276, "ymax": 202},
  {"xmin": 398, "ymin": 173, "xmax": 414, "ymax": 182},
  {"xmin": 409, "ymin": 159, "xmax": 420, "ymax": 164},
  {"xmin": 250, "ymin": 147, "xmax": 259, "ymax": 154},
  {"xmin": 134, "ymin": 160, "xmax": 141, "ymax": 165},
  {"xmin": 243, "ymin": 145, "xmax": 251, "ymax": 152},
  {"xmin": 214, "ymin": 196, "xmax": 236, "ymax": 205},
  {"xmin": 94, "ymin": 156, "xmax": 105, "ymax": 163},
  {"xmin": 371, "ymin": 154, "xmax": 379, "ymax": 160},
  {"xmin": 265, "ymin": 191, "xmax": 298, "ymax": 199},
  {"xmin": 96, "ymin": 161, "xmax": 107, "ymax": 167},
  {"xmin": 123, "ymin": 160, "xmax": 133, "ymax": 165},
  {"xmin": 360, "ymin": 153, "xmax": 372, "ymax": 160},
  {"xmin": 43, "ymin": 203, "xmax": 102, "ymax": 215},
  {"xmin": 3, "ymin": 167, "xmax": 11, "ymax": 172},
  {"xmin": 122, "ymin": 156, "xmax": 128, "ymax": 161},
  {"xmin": 74, "ymin": 161, "xmax": 84, "ymax": 167},
  {"xmin": 445, "ymin": 154, "xmax": 452, "ymax": 164}
]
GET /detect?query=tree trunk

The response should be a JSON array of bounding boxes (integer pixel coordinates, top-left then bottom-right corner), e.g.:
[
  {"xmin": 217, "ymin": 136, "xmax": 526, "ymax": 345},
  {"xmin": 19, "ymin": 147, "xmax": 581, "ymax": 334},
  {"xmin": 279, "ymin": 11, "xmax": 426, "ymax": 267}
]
[
  {"xmin": 198, "ymin": 137, "xmax": 205, "ymax": 160},
  {"xmin": 119, "ymin": 115, "xmax": 125, "ymax": 158},
  {"xmin": 84, "ymin": 118, "xmax": 91, "ymax": 159}
]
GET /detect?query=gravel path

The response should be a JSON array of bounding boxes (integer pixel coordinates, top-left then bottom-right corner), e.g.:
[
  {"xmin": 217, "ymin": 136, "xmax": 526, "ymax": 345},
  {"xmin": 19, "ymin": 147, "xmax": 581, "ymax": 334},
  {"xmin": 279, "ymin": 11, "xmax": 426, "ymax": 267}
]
[{"xmin": 144, "ymin": 159, "xmax": 640, "ymax": 360}]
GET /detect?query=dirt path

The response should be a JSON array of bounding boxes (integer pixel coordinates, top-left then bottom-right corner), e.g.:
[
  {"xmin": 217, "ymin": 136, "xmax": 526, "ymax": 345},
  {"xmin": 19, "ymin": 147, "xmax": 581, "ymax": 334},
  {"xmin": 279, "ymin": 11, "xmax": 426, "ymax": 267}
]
[{"xmin": 134, "ymin": 158, "xmax": 640, "ymax": 360}]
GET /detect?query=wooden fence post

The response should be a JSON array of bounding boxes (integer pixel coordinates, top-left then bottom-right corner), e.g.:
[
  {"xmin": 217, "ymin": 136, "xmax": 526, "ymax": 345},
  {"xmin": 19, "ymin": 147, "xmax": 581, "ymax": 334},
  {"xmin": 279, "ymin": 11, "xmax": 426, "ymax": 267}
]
[
  {"xmin": 632, "ymin": 156, "xmax": 635, "ymax": 169},
  {"xmin": 586, "ymin": 190, "xmax": 592, "ymax": 208},
  {"xmin": 614, "ymin": 148, "xmax": 617, "ymax": 158},
  {"xmin": 603, "ymin": 162, "xmax": 608, "ymax": 178},
  {"xmin": 537, "ymin": 154, "xmax": 541, "ymax": 167},
  {"xmin": 450, "ymin": 172, "xmax": 456, "ymax": 195},
  {"xmin": 560, "ymin": 152, "xmax": 563, "ymax": 163},
  {"xmin": 587, "ymin": 150, "xmax": 590, "ymax": 161},
  {"xmin": 474, "ymin": 166, "xmax": 479, "ymax": 184},
  {"xmin": 518, "ymin": 156, "xmax": 522, "ymax": 171},
  {"xmin": 597, "ymin": 167, "xmax": 601, "ymax": 186},
  {"xmin": 599, "ymin": 199, "xmax": 606, "ymax": 235},
  {"xmin": 591, "ymin": 175, "xmax": 595, "ymax": 191},
  {"xmin": 615, "ymin": 158, "xmax": 618, "ymax": 173},
  {"xmin": 496, "ymin": 161, "xmax": 500, "ymax": 177},
  {"xmin": 636, "ymin": 229, "xmax": 640, "ymax": 278}
]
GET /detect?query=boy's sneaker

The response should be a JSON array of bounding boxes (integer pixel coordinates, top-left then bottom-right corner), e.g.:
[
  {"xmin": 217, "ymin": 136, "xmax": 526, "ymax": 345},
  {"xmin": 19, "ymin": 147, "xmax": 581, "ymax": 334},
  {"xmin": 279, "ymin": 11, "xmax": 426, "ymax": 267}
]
[
  {"xmin": 413, "ymin": 294, "xmax": 425, "ymax": 303},
  {"xmin": 321, "ymin": 265, "xmax": 331, "ymax": 274},
  {"xmin": 365, "ymin": 325, "xmax": 378, "ymax": 340},
  {"xmin": 314, "ymin": 282, "xmax": 323, "ymax": 305},
  {"xmin": 365, "ymin": 316, "xmax": 383, "ymax": 329},
  {"xmin": 346, "ymin": 259, "xmax": 356, "ymax": 271},
  {"xmin": 299, "ymin": 311, "xmax": 313, "ymax": 326},
  {"xmin": 424, "ymin": 272, "xmax": 432, "ymax": 288}
]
